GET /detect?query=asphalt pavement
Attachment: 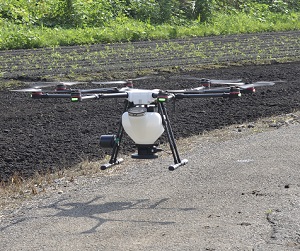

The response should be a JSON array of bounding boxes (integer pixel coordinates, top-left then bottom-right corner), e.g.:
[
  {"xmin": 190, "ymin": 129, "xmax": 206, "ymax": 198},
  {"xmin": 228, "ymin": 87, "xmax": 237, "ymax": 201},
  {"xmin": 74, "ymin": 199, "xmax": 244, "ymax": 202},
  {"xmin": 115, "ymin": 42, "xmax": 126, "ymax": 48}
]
[{"xmin": 1, "ymin": 123, "xmax": 300, "ymax": 251}]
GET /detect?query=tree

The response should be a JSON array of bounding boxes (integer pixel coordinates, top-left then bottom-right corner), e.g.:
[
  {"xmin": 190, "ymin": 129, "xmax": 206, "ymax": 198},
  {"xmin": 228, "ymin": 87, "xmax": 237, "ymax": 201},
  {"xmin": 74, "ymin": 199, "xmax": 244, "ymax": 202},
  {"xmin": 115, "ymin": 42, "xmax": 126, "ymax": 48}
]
[{"xmin": 194, "ymin": 0, "xmax": 214, "ymax": 22}]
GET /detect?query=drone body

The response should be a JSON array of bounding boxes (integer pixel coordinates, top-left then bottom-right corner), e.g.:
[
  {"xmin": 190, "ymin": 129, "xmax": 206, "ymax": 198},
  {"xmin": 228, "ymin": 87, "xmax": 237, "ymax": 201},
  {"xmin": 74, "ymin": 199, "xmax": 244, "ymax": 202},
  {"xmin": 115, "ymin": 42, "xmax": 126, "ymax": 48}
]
[{"xmin": 12, "ymin": 77, "xmax": 276, "ymax": 171}]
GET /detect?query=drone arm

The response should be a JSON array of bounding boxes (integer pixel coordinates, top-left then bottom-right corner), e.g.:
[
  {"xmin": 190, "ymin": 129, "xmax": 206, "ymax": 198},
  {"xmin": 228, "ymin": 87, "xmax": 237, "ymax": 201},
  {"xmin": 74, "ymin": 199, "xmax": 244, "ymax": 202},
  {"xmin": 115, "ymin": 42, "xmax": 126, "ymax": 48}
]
[
  {"xmin": 99, "ymin": 93, "xmax": 128, "ymax": 99},
  {"xmin": 174, "ymin": 93, "xmax": 234, "ymax": 99},
  {"xmin": 175, "ymin": 87, "xmax": 241, "ymax": 99},
  {"xmin": 200, "ymin": 87, "xmax": 230, "ymax": 93},
  {"xmin": 31, "ymin": 93, "xmax": 71, "ymax": 99},
  {"xmin": 175, "ymin": 93, "xmax": 220, "ymax": 99}
]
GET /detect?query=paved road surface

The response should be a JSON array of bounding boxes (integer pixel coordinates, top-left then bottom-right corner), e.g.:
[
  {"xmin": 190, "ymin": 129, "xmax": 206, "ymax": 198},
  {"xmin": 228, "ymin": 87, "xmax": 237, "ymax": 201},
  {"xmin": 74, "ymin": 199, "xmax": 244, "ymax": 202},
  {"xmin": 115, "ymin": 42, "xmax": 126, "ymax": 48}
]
[{"xmin": 1, "ymin": 123, "xmax": 300, "ymax": 251}]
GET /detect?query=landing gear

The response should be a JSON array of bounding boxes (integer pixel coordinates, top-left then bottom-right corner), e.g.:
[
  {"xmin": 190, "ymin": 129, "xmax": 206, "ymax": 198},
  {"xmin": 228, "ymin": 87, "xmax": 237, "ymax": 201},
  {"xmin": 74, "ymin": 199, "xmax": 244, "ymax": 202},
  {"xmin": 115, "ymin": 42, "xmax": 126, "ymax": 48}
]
[
  {"xmin": 100, "ymin": 100, "xmax": 188, "ymax": 171},
  {"xmin": 157, "ymin": 101, "xmax": 188, "ymax": 171}
]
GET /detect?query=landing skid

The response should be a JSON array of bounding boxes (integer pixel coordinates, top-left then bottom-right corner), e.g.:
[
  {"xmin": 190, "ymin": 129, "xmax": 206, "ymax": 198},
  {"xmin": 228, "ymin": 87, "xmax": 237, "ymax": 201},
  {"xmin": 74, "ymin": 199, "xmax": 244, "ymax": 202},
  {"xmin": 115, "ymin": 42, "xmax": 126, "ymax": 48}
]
[
  {"xmin": 169, "ymin": 159, "xmax": 188, "ymax": 171},
  {"xmin": 101, "ymin": 158, "xmax": 124, "ymax": 170}
]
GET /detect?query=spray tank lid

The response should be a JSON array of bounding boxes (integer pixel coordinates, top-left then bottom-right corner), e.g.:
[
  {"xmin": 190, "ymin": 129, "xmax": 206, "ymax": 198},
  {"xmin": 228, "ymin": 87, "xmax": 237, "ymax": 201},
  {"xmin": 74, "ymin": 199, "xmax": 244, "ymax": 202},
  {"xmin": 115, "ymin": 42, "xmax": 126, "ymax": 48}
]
[{"xmin": 128, "ymin": 107, "xmax": 147, "ymax": 117}]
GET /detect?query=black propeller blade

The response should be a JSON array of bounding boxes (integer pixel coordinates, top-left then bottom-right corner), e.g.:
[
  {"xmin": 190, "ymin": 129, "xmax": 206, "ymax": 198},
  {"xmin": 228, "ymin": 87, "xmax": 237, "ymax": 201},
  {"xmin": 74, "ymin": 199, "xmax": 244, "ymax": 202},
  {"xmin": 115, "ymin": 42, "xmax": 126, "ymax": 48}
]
[
  {"xmin": 171, "ymin": 75, "xmax": 243, "ymax": 84},
  {"xmin": 92, "ymin": 75, "xmax": 155, "ymax": 85}
]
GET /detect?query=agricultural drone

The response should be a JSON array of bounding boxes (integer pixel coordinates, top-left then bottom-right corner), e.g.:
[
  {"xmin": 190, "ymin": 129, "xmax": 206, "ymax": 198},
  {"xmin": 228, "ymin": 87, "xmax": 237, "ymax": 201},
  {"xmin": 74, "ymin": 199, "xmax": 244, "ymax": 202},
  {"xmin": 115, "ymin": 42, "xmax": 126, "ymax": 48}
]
[{"xmin": 12, "ymin": 76, "xmax": 275, "ymax": 171}]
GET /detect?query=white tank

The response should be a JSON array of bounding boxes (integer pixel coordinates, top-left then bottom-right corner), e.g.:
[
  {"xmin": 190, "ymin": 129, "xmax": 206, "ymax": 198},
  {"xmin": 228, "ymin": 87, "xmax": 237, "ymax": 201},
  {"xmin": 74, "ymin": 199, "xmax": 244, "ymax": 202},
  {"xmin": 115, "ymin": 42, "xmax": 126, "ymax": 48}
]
[{"xmin": 122, "ymin": 108, "xmax": 164, "ymax": 145}]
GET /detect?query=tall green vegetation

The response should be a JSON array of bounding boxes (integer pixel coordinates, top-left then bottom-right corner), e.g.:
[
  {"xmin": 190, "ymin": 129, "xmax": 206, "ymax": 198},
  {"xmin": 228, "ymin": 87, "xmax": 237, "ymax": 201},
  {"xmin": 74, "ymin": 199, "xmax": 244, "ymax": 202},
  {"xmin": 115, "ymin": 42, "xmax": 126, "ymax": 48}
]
[{"xmin": 0, "ymin": 0, "xmax": 299, "ymax": 49}]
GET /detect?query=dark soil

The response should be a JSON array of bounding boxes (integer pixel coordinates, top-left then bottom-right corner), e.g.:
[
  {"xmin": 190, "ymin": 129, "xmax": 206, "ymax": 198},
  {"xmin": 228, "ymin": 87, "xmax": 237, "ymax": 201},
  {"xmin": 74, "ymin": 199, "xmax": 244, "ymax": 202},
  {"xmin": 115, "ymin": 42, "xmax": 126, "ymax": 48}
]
[{"xmin": 0, "ymin": 37, "xmax": 300, "ymax": 182}]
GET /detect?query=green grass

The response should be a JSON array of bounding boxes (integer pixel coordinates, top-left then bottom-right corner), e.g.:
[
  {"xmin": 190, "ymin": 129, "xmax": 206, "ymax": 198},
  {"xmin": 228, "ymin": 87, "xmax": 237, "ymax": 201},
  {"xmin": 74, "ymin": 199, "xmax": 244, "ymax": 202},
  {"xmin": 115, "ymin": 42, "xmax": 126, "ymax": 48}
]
[{"xmin": 0, "ymin": 11, "xmax": 299, "ymax": 50}]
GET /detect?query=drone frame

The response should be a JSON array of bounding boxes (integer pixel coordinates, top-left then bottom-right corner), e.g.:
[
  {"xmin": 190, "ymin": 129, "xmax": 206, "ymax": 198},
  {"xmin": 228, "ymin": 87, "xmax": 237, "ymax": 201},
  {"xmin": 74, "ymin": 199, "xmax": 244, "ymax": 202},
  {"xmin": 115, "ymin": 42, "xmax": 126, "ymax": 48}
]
[{"xmin": 94, "ymin": 88, "xmax": 241, "ymax": 171}]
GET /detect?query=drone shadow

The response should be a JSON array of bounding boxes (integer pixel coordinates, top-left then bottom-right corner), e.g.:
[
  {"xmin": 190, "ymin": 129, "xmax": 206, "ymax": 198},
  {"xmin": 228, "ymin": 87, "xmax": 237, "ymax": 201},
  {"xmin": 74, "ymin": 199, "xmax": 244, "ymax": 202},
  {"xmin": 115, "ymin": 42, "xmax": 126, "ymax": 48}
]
[
  {"xmin": 44, "ymin": 196, "xmax": 196, "ymax": 234},
  {"xmin": 1, "ymin": 196, "xmax": 196, "ymax": 234}
]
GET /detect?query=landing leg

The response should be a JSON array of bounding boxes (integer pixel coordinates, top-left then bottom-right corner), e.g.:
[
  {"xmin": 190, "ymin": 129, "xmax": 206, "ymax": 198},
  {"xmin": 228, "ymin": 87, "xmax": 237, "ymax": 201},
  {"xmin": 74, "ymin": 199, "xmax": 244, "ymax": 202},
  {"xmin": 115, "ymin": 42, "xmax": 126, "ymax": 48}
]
[
  {"xmin": 158, "ymin": 102, "xmax": 188, "ymax": 170},
  {"xmin": 101, "ymin": 101, "xmax": 129, "ymax": 170}
]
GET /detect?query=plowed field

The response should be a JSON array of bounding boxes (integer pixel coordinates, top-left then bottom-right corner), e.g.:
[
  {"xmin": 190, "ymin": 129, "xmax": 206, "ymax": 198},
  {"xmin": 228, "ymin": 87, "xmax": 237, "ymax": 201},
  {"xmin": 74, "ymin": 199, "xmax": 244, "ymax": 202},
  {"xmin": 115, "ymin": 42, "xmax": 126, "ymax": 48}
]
[{"xmin": 1, "ymin": 31, "xmax": 300, "ymax": 182}]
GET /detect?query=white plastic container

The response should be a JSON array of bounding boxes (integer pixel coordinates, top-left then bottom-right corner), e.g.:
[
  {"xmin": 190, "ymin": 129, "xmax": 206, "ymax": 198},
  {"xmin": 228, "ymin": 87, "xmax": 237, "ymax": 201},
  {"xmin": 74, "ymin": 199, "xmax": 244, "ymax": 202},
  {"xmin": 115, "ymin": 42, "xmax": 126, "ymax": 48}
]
[{"xmin": 122, "ymin": 110, "xmax": 164, "ymax": 145}]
